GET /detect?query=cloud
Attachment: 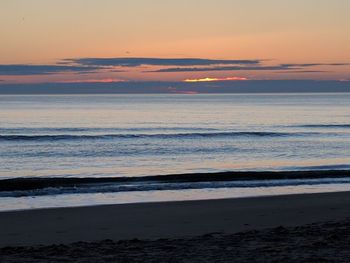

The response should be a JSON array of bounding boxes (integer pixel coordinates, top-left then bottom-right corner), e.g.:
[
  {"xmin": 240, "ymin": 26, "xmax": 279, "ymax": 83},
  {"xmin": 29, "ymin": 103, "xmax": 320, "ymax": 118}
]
[
  {"xmin": 0, "ymin": 64, "xmax": 102, "ymax": 76},
  {"xmin": 57, "ymin": 78, "xmax": 124, "ymax": 83},
  {"xmin": 147, "ymin": 65, "xmax": 294, "ymax": 72},
  {"xmin": 64, "ymin": 57, "xmax": 261, "ymax": 67},
  {"xmin": 274, "ymin": 70, "xmax": 329, "ymax": 74},
  {"xmin": 0, "ymin": 58, "xmax": 347, "ymax": 77},
  {"xmin": 147, "ymin": 63, "xmax": 349, "ymax": 73},
  {"xmin": 280, "ymin": 63, "xmax": 350, "ymax": 67}
]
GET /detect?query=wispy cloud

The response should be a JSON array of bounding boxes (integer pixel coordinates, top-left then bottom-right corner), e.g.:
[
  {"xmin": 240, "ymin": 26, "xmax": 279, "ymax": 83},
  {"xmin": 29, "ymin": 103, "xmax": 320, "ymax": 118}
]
[
  {"xmin": 280, "ymin": 63, "xmax": 350, "ymax": 67},
  {"xmin": 57, "ymin": 78, "xmax": 125, "ymax": 83},
  {"xmin": 274, "ymin": 70, "xmax": 329, "ymax": 74}
]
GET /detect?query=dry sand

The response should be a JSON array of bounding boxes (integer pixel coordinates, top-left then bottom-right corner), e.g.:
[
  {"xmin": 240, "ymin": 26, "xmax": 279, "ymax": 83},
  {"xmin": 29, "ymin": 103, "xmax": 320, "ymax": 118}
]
[{"xmin": 2, "ymin": 219, "xmax": 350, "ymax": 262}]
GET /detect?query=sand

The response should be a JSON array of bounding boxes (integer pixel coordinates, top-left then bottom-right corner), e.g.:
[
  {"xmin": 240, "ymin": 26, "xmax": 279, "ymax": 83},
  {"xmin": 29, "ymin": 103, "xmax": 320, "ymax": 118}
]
[
  {"xmin": 2, "ymin": 220, "xmax": 350, "ymax": 262},
  {"xmin": 2, "ymin": 191, "xmax": 350, "ymax": 262},
  {"xmin": 1, "ymin": 191, "xmax": 350, "ymax": 248}
]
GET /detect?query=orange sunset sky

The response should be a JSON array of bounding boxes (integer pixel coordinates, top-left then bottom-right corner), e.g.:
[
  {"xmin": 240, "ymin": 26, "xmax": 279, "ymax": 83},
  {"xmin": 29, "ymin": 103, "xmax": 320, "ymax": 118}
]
[{"xmin": 0, "ymin": 0, "xmax": 349, "ymax": 84}]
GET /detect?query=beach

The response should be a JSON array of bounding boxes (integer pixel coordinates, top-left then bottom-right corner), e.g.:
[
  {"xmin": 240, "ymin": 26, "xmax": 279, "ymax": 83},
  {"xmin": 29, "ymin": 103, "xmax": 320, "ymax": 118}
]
[
  {"xmin": 1, "ymin": 191, "xmax": 350, "ymax": 261},
  {"xmin": 2, "ymin": 0, "xmax": 350, "ymax": 261}
]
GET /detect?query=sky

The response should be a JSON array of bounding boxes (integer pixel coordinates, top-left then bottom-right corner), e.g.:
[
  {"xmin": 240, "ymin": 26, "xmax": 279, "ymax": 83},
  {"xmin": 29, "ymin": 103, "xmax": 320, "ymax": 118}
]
[{"xmin": 0, "ymin": 0, "xmax": 350, "ymax": 86}]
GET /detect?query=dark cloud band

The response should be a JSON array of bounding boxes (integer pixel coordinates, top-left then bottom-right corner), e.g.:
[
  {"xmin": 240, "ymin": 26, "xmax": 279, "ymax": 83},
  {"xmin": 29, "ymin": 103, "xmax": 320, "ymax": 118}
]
[
  {"xmin": 0, "ymin": 64, "xmax": 101, "ymax": 76},
  {"xmin": 0, "ymin": 58, "xmax": 348, "ymax": 76},
  {"xmin": 65, "ymin": 57, "xmax": 261, "ymax": 67},
  {"xmin": 147, "ymin": 63, "xmax": 349, "ymax": 73},
  {"xmin": 147, "ymin": 65, "xmax": 296, "ymax": 72}
]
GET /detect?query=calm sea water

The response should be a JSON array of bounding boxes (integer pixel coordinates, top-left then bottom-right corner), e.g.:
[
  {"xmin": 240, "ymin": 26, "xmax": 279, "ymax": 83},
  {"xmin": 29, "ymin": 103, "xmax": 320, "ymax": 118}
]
[{"xmin": 1, "ymin": 93, "xmax": 350, "ymax": 210}]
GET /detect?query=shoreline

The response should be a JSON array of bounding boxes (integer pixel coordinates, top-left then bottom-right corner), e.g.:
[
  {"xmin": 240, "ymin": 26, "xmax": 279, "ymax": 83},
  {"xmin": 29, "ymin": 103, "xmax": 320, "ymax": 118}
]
[
  {"xmin": 1, "ymin": 191, "xmax": 350, "ymax": 247},
  {"xmin": 2, "ymin": 169, "xmax": 350, "ymax": 192}
]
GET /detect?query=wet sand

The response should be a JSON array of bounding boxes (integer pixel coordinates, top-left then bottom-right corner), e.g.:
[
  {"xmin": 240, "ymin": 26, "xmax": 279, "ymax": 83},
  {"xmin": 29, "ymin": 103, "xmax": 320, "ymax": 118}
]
[{"xmin": 1, "ymin": 191, "xmax": 350, "ymax": 248}]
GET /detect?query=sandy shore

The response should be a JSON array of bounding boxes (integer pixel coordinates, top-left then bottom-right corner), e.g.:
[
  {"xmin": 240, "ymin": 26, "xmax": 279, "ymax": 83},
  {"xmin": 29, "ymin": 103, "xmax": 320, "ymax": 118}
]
[
  {"xmin": 1, "ymin": 191, "xmax": 350, "ymax": 248},
  {"xmin": 2, "ymin": 219, "xmax": 350, "ymax": 262}
]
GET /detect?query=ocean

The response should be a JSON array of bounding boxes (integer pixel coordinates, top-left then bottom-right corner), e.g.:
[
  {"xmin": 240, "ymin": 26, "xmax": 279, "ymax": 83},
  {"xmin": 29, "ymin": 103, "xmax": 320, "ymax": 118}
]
[{"xmin": 1, "ymin": 93, "xmax": 350, "ymax": 210}]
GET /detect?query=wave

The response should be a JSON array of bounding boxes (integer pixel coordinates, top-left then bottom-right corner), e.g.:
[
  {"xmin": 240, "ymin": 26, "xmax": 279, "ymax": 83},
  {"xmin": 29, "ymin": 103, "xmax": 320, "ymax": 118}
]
[
  {"xmin": 1, "ymin": 170, "xmax": 350, "ymax": 196},
  {"xmin": 2, "ymin": 177, "xmax": 350, "ymax": 197},
  {"xmin": 0, "ymin": 127, "xmax": 219, "ymax": 133},
  {"xmin": 0, "ymin": 131, "xmax": 315, "ymax": 141},
  {"xmin": 296, "ymin": 124, "xmax": 350, "ymax": 128}
]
